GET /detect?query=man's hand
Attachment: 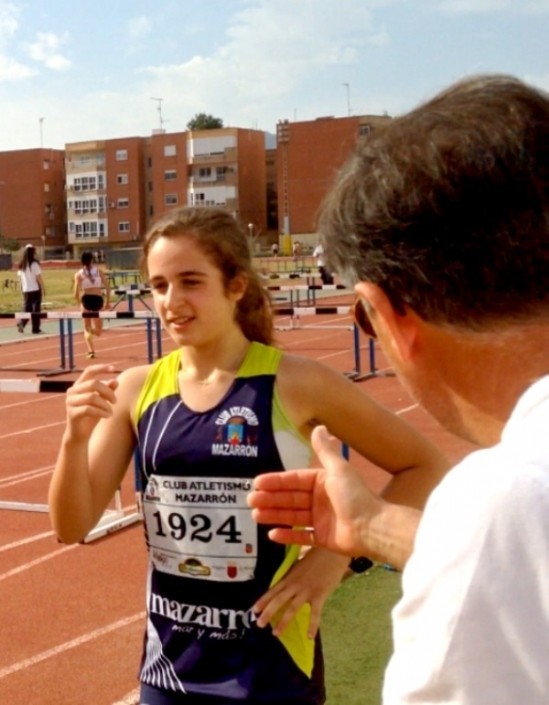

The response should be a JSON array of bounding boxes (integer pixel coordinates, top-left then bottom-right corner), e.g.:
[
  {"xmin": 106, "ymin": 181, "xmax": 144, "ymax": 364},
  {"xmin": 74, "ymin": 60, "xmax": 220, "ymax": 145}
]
[{"xmin": 248, "ymin": 425, "xmax": 382, "ymax": 557}]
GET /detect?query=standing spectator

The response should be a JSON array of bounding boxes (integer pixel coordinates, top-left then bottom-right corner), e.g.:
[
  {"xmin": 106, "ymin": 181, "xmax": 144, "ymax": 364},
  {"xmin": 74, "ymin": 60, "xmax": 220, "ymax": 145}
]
[
  {"xmin": 271, "ymin": 242, "xmax": 279, "ymax": 257},
  {"xmin": 74, "ymin": 251, "xmax": 110, "ymax": 359},
  {"xmin": 16, "ymin": 244, "xmax": 46, "ymax": 334}
]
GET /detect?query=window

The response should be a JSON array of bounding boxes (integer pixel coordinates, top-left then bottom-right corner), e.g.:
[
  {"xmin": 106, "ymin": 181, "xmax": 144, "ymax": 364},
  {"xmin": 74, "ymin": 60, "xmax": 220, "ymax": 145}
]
[
  {"xmin": 359, "ymin": 124, "xmax": 371, "ymax": 137},
  {"xmin": 165, "ymin": 194, "xmax": 178, "ymax": 206},
  {"xmin": 164, "ymin": 144, "xmax": 176, "ymax": 157},
  {"xmin": 43, "ymin": 160, "xmax": 50, "ymax": 170},
  {"xmin": 199, "ymin": 167, "xmax": 211, "ymax": 178},
  {"xmin": 72, "ymin": 175, "xmax": 102, "ymax": 192},
  {"xmin": 72, "ymin": 199, "xmax": 98, "ymax": 214},
  {"xmin": 117, "ymin": 174, "xmax": 129, "ymax": 185},
  {"xmin": 164, "ymin": 170, "xmax": 177, "ymax": 181},
  {"xmin": 118, "ymin": 221, "xmax": 130, "ymax": 233},
  {"xmin": 44, "ymin": 182, "xmax": 50, "ymax": 192},
  {"xmin": 71, "ymin": 221, "xmax": 103, "ymax": 239},
  {"xmin": 190, "ymin": 192, "xmax": 214, "ymax": 206},
  {"xmin": 116, "ymin": 149, "xmax": 128, "ymax": 161},
  {"xmin": 117, "ymin": 198, "xmax": 129, "ymax": 208}
]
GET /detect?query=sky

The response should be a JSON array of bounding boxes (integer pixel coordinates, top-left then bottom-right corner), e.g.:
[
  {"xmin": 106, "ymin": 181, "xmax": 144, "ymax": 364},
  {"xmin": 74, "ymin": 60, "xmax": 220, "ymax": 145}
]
[{"xmin": 0, "ymin": 0, "xmax": 547, "ymax": 151}]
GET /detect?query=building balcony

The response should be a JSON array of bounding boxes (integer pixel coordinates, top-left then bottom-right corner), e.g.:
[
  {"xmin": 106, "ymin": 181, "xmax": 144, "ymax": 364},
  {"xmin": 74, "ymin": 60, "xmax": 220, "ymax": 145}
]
[
  {"xmin": 187, "ymin": 147, "xmax": 237, "ymax": 165},
  {"xmin": 188, "ymin": 172, "xmax": 237, "ymax": 186}
]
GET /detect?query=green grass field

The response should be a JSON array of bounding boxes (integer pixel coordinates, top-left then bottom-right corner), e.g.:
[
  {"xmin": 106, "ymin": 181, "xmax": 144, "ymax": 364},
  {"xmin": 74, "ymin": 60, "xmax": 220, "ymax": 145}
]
[
  {"xmin": 323, "ymin": 565, "xmax": 401, "ymax": 704},
  {"xmin": 0, "ymin": 268, "xmax": 76, "ymax": 312},
  {"xmin": 0, "ymin": 255, "xmax": 316, "ymax": 313}
]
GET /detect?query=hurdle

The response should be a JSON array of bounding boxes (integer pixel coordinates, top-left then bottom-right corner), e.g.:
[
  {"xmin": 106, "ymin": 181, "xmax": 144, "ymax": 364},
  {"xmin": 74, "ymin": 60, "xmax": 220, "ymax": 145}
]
[
  {"xmin": 0, "ymin": 377, "xmax": 142, "ymax": 543},
  {"xmin": 273, "ymin": 304, "xmax": 354, "ymax": 330},
  {"xmin": 265, "ymin": 281, "xmax": 348, "ymax": 306},
  {"xmin": 111, "ymin": 285, "xmax": 153, "ymax": 313},
  {"xmin": 0, "ymin": 310, "xmax": 164, "ymax": 374},
  {"xmin": 271, "ymin": 304, "xmax": 394, "ymax": 381}
]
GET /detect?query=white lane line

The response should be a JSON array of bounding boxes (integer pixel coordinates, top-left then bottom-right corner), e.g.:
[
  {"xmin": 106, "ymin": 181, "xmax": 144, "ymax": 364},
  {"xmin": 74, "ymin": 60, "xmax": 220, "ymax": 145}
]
[
  {"xmin": 396, "ymin": 403, "xmax": 419, "ymax": 415},
  {"xmin": 0, "ymin": 612, "xmax": 145, "ymax": 680},
  {"xmin": 0, "ymin": 468, "xmax": 52, "ymax": 489},
  {"xmin": 0, "ymin": 420, "xmax": 65, "ymax": 440},
  {"xmin": 0, "ymin": 544, "xmax": 76, "ymax": 583},
  {"xmin": 0, "ymin": 394, "xmax": 64, "ymax": 411},
  {"xmin": 0, "ymin": 465, "xmax": 53, "ymax": 485},
  {"xmin": 0, "ymin": 502, "xmax": 140, "ymax": 554},
  {"xmin": 111, "ymin": 687, "xmax": 140, "ymax": 705},
  {"xmin": 0, "ymin": 530, "xmax": 56, "ymax": 553}
]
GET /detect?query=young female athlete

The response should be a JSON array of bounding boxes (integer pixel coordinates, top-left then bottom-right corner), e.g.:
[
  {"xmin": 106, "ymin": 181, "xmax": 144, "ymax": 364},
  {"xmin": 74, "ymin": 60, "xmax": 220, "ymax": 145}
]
[
  {"xmin": 74, "ymin": 250, "xmax": 111, "ymax": 358},
  {"xmin": 49, "ymin": 206, "xmax": 448, "ymax": 704}
]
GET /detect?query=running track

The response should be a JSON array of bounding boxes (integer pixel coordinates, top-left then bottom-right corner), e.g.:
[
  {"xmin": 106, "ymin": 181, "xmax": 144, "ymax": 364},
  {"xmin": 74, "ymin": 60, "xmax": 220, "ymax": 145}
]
[{"xmin": 0, "ymin": 300, "xmax": 476, "ymax": 705}]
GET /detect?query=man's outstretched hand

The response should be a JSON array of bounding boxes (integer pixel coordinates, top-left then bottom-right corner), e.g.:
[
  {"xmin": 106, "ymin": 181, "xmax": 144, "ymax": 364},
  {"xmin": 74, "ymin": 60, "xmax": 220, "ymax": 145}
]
[{"xmin": 248, "ymin": 425, "xmax": 382, "ymax": 557}]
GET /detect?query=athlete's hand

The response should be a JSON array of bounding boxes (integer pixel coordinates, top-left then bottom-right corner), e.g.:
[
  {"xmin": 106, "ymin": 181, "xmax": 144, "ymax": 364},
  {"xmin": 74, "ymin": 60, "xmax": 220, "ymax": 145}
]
[
  {"xmin": 252, "ymin": 547, "xmax": 348, "ymax": 638},
  {"xmin": 64, "ymin": 364, "xmax": 119, "ymax": 441}
]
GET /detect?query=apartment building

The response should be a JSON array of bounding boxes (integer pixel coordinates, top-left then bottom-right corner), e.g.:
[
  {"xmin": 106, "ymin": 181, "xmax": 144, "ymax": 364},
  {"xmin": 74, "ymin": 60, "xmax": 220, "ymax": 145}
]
[
  {"xmin": 186, "ymin": 127, "xmax": 267, "ymax": 233},
  {"xmin": 276, "ymin": 113, "xmax": 391, "ymax": 248},
  {"xmin": 65, "ymin": 136, "xmax": 146, "ymax": 256},
  {"xmin": 63, "ymin": 126, "xmax": 267, "ymax": 258},
  {"xmin": 143, "ymin": 130, "xmax": 188, "ymax": 225},
  {"xmin": 0, "ymin": 148, "xmax": 66, "ymax": 252},
  {"xmin": 0, "ymin": 114, "xmax": 389, "ymax": 259}
]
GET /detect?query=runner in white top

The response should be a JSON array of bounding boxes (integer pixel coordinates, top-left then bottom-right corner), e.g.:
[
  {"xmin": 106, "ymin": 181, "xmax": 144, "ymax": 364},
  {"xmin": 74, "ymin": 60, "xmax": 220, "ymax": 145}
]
[{"xmin": 74, "ymin": 250, "xmax": 110, "ymax": 358}]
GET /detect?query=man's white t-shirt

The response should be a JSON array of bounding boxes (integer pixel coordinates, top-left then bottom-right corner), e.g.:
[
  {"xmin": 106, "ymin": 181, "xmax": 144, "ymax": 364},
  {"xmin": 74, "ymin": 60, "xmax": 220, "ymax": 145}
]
[{"xmin": 383, "ymin": 376, "xmax": 549, "ymax": 704}]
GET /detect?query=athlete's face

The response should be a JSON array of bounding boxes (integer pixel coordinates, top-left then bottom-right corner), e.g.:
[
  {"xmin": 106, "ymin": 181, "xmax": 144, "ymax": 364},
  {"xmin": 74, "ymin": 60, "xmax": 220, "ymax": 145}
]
[{"xmin": 147, "ymin": 234, "xmax": 245, "ymax": 347}]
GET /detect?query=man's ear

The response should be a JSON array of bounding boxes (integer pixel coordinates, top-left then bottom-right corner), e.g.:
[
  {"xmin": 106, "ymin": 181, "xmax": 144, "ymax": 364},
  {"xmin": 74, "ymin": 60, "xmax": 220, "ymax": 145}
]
[{"xmin": 355, "ymin": 282, "xmax": 420, "ymax": 361}]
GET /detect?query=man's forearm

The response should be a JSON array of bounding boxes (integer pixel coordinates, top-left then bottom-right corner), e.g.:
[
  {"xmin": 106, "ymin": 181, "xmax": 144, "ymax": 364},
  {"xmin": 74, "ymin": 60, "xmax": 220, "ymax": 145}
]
[{"xmin": 364, "ymin": 502, "xmax": 422, "ymax": 571}]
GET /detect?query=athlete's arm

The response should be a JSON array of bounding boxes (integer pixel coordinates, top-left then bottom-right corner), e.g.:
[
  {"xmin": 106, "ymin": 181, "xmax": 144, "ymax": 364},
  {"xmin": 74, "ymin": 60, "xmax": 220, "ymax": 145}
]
[
  {"xmin": 48, "ymin": 365, "xmax": 146, "ymax": 543},
  {"xmin": 276, "ymin": 353, "xmax": 449, "ymax": 509},
  {"xmin": 252, "ymin": 546, "xmax": 349, "ymax": 637},
  {"xmin": 73, "ymin": 272, "xmax": 81, "ymax": 304}
]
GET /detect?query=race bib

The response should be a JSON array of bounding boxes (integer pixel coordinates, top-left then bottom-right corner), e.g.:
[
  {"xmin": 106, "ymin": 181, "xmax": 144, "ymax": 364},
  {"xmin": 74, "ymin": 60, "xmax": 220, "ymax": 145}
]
[{"xmin": 142, "ymin": 475, "xmax": 257, "ymax": 582}]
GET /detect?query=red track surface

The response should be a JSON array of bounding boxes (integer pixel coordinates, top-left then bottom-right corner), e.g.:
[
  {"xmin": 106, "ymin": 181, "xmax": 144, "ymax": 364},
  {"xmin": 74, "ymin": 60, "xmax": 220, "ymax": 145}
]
[{"xmin": 0, "ymin": 300, "xmax": 476, "ymax": 705}]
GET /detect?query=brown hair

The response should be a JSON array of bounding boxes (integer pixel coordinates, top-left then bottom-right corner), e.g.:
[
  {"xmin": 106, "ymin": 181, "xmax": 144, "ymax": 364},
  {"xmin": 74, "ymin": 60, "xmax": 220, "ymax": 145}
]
[
  {"xmin": 141, "ymin": 207, "xmax": 274, "ymax": 344},
  {"xmin": 18, "ymin": 245, "xmax": 39, "ymax": 270}
]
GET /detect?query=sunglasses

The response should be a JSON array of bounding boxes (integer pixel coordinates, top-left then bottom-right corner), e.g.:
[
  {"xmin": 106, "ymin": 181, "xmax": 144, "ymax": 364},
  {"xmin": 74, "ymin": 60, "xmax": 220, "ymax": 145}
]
[{"xmin": 353, "ymin": 298, "xmax": 377, "ymax": 339}]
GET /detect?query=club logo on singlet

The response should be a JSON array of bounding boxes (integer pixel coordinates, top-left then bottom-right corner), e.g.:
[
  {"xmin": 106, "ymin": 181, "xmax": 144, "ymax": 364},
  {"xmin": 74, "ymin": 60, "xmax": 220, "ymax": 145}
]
[{"xmin": 211, "ymin": 406, "xmax": 259, "ymax": 457}]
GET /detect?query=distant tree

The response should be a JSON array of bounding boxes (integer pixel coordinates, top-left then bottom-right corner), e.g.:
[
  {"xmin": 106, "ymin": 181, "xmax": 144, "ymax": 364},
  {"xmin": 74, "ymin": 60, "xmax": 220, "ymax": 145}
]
[
  {"xmin": 0, "ymin": 234, "xmax": 19, "ymax": 253},
  {"xmin": 186, "ymin": 113, "xmax": 224, "ymax": 130}
]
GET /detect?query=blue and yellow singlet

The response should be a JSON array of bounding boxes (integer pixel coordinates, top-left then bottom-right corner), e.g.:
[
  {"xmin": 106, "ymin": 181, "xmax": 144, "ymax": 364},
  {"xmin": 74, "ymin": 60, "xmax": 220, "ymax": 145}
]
[{"xmin": 133, "ymin": 342, "xmax": 325, "ymax": 702}]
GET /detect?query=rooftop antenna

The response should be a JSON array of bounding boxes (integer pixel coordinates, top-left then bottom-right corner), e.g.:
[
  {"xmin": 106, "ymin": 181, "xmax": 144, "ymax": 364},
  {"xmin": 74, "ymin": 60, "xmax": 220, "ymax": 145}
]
[
  {"xmin": 150, "ymin": 97, "xmax": 167, "ymax": 131},
  {"xmin": 39, "ymin": 117, "xmax": 44, "ymax": 148},
  {"xmin": 342, "ymin": 83, "xmax": 351, "ymax": 116}
]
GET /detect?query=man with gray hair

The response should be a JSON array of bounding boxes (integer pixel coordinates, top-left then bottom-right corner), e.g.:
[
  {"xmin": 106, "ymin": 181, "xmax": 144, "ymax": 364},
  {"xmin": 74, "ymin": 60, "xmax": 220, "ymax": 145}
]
[{"xmin": 249, "ymin": 74, "xmax": 549, "ymax": 703}]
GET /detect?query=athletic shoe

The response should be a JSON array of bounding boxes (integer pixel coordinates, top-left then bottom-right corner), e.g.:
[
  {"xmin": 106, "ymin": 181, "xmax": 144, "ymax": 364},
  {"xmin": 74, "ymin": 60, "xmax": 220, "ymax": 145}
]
[
  {"xmin": 32, "ymin": 330, "xmax": 44, "ymax": 334},
  {"xmin": 17, "ymin": 322, "xmax": 24, "ymax": 333},
  {"xmin": 86, "ymin": 351, "xmax": 95, "ymax": 358}
]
